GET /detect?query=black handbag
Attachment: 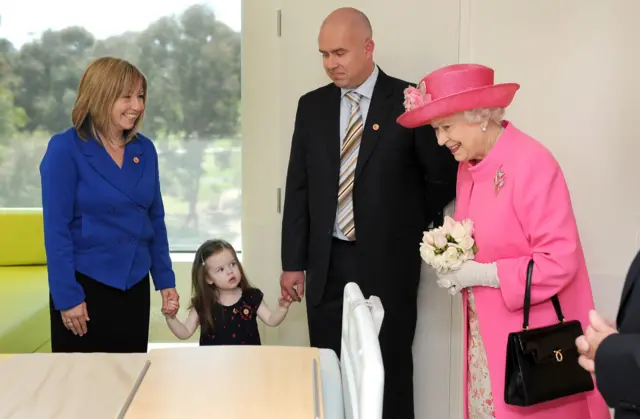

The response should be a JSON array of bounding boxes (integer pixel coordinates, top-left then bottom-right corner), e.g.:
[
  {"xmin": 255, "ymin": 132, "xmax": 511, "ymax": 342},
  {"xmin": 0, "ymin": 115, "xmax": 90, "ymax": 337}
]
[{"xmin": 504, "ymin": 260, "xmax": 594, "ymax": 406}]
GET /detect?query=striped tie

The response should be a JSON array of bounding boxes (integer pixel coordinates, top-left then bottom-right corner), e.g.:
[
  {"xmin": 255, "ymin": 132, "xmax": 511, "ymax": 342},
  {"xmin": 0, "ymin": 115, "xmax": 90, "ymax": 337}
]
[{"xmin": 337, "ymin": 91, "xmax": 363, "ymax": 241}]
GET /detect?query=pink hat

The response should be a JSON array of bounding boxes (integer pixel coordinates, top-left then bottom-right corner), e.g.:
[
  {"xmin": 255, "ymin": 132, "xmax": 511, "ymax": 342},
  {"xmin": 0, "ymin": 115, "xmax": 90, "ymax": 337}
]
[{"xmin": 396, "ymin": 64, "xmax": 520, "ymax": 128}]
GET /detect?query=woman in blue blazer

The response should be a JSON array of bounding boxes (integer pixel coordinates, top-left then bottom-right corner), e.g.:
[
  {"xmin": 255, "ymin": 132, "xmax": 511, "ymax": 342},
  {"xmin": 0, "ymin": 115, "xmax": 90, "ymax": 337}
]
[{"xmin": 40, "ymin": 57, "xmax": 180, "ymax": 353}]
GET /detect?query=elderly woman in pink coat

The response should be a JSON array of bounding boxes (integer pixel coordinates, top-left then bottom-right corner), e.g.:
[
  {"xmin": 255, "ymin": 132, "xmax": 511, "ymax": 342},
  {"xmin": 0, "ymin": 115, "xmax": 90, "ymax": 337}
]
[{"xmin": 397, "ymin": 64, "xmax": 610, "ymax": 419}]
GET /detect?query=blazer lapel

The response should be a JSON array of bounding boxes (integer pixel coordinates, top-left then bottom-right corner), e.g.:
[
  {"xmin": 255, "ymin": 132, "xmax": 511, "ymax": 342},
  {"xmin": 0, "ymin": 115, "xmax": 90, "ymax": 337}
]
[
  {"xmin": 355, "ymin": 69, "xmax": 394, "ymax": 181},
  {"xmin": 322, "ymin": 86, "xmax": 342, "ymax": 179},
  {"xmin": 122, "ymin": 138, "xmax": 147, "ymax": 205},
  {"xmin": 78, "ymin": 135, "xmax": 147, "ymax": 206},
  {"xmin": 617, "ymin": 250, "xmax": 640, "ymax": 326}
]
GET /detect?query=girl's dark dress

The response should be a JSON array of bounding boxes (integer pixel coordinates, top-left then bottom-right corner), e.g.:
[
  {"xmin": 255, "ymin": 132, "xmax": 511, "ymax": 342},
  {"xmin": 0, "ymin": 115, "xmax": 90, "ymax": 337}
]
[{"xmin": 199, "ymin": 288, "xmax": 263, "ymax": 346}]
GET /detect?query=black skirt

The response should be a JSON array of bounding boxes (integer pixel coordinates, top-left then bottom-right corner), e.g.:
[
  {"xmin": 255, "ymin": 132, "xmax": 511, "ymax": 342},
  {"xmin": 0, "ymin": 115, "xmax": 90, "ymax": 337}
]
[{"xmin": 49, "ymin": 272, "xmax": 150, "ymax": 353}]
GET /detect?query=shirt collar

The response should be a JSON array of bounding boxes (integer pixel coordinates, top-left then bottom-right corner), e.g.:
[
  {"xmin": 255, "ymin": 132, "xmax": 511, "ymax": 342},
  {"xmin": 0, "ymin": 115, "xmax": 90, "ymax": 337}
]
[{"xmin": 341, "ymin": 64, "xmax": 379, "ymax": 100}]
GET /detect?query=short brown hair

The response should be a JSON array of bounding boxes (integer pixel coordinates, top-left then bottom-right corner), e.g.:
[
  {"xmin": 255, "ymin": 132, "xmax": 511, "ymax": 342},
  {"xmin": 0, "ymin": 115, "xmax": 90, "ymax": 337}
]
[{"xmin": 71, "ymin": 56, "xmax": 148, "ymax": 144}]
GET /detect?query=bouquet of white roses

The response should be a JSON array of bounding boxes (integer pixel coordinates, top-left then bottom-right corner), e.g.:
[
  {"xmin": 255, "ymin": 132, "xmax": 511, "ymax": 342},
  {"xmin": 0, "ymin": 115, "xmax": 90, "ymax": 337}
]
[{"xmin": 420, "ymin": 216, "xmax": 478, "ymax": 273}]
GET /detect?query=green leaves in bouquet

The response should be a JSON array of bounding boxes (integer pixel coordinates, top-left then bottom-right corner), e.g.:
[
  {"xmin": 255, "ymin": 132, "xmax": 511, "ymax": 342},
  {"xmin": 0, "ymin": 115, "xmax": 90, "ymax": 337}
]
[{"xmin": 442, "ymin": 233, "xmax": 479, "ymax": 255}]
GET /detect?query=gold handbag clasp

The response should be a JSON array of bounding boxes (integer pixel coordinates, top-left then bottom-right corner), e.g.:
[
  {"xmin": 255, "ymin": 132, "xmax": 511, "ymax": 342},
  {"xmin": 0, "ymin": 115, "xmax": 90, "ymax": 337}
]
[{"xmin": 553, "ymin": 349, "xmax": 563, "ymax": 362}]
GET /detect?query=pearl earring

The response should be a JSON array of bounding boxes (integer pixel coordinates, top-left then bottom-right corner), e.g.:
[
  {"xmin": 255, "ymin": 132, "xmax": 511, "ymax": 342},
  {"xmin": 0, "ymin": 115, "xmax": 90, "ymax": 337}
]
[{"xmin": 481, "ymin": 126, "xmax": 487, "ymax": 132}]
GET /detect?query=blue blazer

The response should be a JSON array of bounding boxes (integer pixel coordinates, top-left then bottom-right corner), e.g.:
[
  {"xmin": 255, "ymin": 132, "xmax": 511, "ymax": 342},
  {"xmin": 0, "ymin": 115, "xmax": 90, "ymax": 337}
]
[{"xmin": 40, "ymin": 128, "xmax": 175, "ymax": 311}]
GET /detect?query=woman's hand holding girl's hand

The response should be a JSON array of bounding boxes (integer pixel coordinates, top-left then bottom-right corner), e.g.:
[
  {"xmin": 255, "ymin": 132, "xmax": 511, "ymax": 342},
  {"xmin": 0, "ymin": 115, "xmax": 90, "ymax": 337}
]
[{"xmin": 164, "ymin": 300, "xmax": 179, "ymax": 318}]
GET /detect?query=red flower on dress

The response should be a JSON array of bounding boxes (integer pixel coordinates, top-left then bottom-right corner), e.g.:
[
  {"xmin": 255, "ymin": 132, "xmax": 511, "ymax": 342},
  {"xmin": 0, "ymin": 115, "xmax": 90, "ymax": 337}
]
[{"xmin": 238, "ymin": 302, "xmax": 253, "ymax": 320}]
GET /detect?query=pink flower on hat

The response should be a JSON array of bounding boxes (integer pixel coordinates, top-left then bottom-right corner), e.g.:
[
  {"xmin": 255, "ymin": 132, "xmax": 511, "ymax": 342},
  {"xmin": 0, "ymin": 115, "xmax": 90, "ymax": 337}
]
[
  {"xmin": 417, "ymin": 80, "xmax": 427, "ymax": 95},
  {"xmin": 403, "ymin": 81, "xmax": 431, "ymax": 111}
]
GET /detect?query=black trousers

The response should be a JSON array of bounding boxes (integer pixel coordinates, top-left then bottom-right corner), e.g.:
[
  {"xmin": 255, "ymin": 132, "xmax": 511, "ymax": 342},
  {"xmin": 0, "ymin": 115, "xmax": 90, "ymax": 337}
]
[
  {"xmin": 50, "ymin": 272, "xmax": 150, "ymax": 353},
  {"xmin": 306, "ymin": 238, "xmax": 416, "ymax": 419}
]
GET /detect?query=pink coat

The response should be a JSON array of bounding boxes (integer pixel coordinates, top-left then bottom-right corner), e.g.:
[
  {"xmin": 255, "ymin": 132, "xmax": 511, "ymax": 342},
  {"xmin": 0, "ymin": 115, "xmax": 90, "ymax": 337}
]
[{"xmin": 453, "ymin": 122, "xmax": 610, "ymax": 419}]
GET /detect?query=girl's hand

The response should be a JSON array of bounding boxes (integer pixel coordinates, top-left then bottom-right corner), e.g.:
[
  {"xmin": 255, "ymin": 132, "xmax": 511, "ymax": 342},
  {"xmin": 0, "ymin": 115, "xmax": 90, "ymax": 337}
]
[
  {"xmin": 278, "ymin": 296, "xmax": 292, "ymax": 309},
  {"xmin": 164, "ymin": 300, "xmax": 179, "ymax": 318},
  {"xmin": 160, "ymin": 287, "xmax": 180, "ymax": 317}
]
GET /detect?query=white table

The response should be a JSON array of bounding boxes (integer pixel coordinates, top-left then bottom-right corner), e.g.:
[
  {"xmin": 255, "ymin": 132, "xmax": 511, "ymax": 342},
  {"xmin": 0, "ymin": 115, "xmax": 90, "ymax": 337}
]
[
  {"xmin": 125, "ymin": 345, "xmax": 325, "ymax": 419},
  {"xmin": 0, "ymin": 353, "xmax": 148, "ymax": 419},
  {"xmin": 0, "ymin": 346, "xmax": 345, "ymax": 419}
]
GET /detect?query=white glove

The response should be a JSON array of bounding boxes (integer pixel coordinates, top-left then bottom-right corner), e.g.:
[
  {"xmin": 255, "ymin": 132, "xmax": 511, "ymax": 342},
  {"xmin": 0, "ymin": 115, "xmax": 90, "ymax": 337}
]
[{"xmin": 436, "ymin": 261, "xmax": 500, "ymax": 295}]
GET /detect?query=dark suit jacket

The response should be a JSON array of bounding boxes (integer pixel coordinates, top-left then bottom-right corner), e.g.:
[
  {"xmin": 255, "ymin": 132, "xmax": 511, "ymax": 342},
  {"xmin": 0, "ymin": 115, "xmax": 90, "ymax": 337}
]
[
  {"xmin": 40, "ymin": 127, "xmax": 175, "ymax": 311},
  {"xmin": 595, "ymin": 249, "xmax": 640, "ymax": 418},
  {"xmin": 281, "ymin": 68, "xmax": 457, "ymax": 308}
]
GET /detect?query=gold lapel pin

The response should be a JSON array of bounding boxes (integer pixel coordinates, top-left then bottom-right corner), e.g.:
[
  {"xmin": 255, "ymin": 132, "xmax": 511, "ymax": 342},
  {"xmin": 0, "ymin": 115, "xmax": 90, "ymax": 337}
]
[
  {"xmin": 373, "ymin": 123, "xmax": 380, "ymax": 131},
  {"xmin": 133, "ymin": 157, "xmax": 140, "ymax": 164}
]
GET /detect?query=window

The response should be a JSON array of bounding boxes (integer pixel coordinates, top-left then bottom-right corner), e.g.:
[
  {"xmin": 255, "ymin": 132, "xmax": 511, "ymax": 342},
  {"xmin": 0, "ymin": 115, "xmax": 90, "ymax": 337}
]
[{"xmin": 0, "ymin": 1, "xmax": 242, "ymax": 252}]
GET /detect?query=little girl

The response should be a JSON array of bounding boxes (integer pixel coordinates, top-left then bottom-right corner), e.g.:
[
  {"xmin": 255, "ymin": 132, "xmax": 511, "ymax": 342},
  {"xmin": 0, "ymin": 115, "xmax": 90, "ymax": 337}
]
[{"xmin": 164, "ymin": 239, "xmax": 291, "ymax": 345}]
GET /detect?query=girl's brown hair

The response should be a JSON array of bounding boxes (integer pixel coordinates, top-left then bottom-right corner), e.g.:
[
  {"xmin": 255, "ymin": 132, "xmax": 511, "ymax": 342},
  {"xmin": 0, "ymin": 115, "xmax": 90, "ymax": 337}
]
[
  {"xmin": 191, "ymin": 239, "xmax": 252, "ymax": 333},
  {"xmin": 71, "ymin": 56, "xmax": 148, "ymax": 144}
]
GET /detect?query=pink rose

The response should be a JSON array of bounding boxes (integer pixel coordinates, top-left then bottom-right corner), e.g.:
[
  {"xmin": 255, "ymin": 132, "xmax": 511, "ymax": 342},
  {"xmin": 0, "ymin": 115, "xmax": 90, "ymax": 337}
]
[
  {"xmin": 403, "ymin": 86, "xmax": 431, "ymax": 111},
  {"xmin": 432, "ymin": 230, "xmax": 448, "ymax": 249}
]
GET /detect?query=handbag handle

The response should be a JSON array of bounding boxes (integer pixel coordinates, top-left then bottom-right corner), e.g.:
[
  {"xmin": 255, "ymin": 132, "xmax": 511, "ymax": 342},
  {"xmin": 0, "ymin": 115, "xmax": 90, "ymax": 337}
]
[{"xmin": 522, "ymin": 260, "xmax": 565, "ymax": 329}]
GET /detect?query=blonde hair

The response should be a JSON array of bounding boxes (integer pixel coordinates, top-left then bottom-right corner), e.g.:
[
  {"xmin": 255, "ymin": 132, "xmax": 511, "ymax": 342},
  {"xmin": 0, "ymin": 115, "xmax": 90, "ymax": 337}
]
[{"xmin": 71, "ymin": 57, "xmax": 148, "ymax": 144}]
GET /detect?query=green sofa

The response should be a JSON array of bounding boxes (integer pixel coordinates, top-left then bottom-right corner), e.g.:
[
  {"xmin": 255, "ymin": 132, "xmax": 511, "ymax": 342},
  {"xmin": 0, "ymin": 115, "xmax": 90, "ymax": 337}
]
[
  {"xmin": 0, "ymin": 208, "xmax": 192, "ymax": 351},
  {"xmin": 0, "ymin": 208, "xmax": 51, "ymax": 353}
]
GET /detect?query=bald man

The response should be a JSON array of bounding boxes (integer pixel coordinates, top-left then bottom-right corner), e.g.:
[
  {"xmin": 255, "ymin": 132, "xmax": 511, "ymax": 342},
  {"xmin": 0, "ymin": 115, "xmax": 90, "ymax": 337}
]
[{"xmin": 280, "ymin": 8, "xmax": 457, "ymax": 418}]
